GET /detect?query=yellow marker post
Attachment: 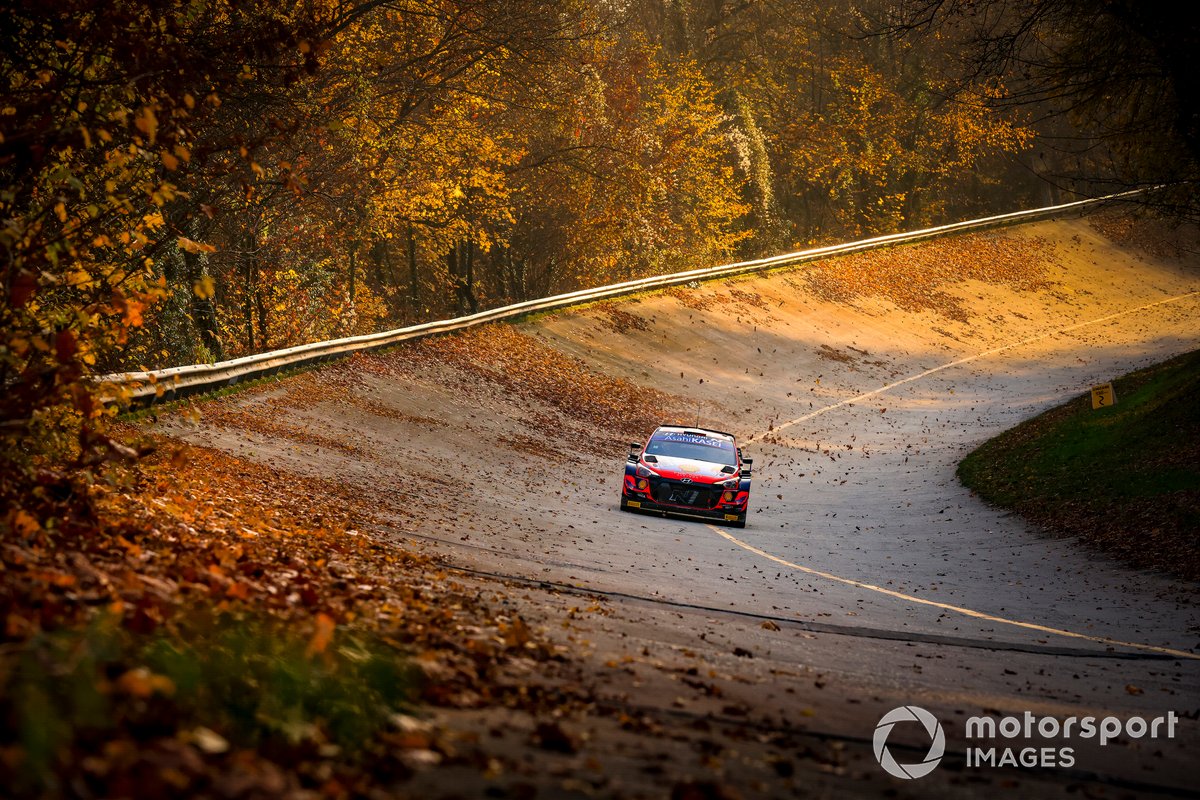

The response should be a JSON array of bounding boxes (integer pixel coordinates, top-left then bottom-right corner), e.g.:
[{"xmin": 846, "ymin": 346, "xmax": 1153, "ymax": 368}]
[{"xmin": 1091, "ymin": 382, "xmax": 1116, "ymax": 409}]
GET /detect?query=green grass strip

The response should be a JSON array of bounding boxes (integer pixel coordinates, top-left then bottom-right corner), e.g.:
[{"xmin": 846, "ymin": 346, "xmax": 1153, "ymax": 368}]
[{"xmin": 958, "ymin": 349, "xmax": 1200, "ymax": 580}]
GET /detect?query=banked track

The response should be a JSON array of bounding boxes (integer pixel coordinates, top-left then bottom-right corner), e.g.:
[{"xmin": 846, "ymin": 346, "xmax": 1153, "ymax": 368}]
[
  {"xmin": 157, "ymin": 203, "xmax": 1200, "ymax": 796},
  {"xmin": 103, "ymin": 191, "xmax": 1144, "ymax": 404}
]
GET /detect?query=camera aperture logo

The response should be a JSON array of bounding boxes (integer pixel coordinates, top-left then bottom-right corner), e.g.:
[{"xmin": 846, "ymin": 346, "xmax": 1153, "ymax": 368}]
[
  {"xmin": 873, "ymin": 706, "xmax": 1181, "ymax": 779},
  {"xmin": 873, "ymin": 706, "xmax": 946, "ymax": 779}
]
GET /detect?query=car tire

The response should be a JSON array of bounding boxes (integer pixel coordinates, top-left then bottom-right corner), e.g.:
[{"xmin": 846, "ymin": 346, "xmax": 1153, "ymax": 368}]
[{"xmin": 619, "ymin": 495, "xmax": 631, "ymax": 512}]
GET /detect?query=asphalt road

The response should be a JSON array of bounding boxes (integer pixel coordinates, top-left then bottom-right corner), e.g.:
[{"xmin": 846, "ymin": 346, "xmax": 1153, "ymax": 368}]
[{"xmin": 165, "ymin": 217, "xmax": 1200, "ymax": 796}]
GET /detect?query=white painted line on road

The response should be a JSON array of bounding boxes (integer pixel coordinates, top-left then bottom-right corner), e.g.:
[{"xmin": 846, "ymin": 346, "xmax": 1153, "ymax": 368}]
[
  {"xmin": 706, "ymin": 525, "xmax": 1200, "ymax": 660},
  {"xmin": 746, "ymin": 290, "xmax": 1200, "ymax": 443},
  {"xmin": 730, "ymin": 289, "xmax": 1200, "ymax": 660}
]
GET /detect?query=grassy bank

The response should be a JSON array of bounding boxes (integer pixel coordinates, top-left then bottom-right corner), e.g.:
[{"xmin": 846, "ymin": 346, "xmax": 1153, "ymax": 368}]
[{"xmin": 958, "ymin": 349, "xmax": 1200, "ymax": 581}]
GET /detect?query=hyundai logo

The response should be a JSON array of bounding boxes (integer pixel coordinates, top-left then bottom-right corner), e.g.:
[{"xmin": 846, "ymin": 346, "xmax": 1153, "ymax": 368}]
[{"xmin": 681, "ymin": 478, "xmax": 692, "ymax": 484}]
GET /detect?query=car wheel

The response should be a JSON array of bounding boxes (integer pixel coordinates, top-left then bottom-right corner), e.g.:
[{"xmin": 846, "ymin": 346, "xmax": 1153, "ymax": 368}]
[{"xmin": 619, "ymin": 495, "xmax": 631, "ymax": 512}]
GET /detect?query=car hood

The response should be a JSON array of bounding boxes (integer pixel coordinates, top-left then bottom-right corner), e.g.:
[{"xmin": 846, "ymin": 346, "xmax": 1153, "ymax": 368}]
[{"xmin": 643, "ymin": 455, "xmax": 735, "ymax": 483}]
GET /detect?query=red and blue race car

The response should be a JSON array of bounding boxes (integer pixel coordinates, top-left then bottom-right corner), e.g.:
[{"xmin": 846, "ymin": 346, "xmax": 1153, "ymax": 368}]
[{"xmin": 620, "ymin": 425, "xmax": 752, "ymax": 528}]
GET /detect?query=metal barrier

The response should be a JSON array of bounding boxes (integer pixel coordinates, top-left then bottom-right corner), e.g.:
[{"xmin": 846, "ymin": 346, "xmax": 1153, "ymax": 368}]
[{"xmin": 97, "ymin": 190, "xmax": 1144, "ymax": 404}]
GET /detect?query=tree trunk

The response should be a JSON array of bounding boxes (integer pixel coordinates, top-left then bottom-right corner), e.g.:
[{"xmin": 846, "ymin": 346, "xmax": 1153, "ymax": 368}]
[
  {"xmin": 255, "ymin": 282, "xmax": 268, "ymax": 351},
  {"xmin": 407, "ymin": 224, "xmax": 419, "ymax": 317},
  {"xmin": 463, "ymin": 239, "xmax": 477, "ymax": 314},
  {"xmin": 185, "ymin": 252, "xmax": 223, "ymax": 362},
  {"xmin": 183, "ymin": 218, "xmax": 223, "ymax": 362},
  {"xmin": 243, "ymin": 231, "xmax": 257, "ymax": 353}
]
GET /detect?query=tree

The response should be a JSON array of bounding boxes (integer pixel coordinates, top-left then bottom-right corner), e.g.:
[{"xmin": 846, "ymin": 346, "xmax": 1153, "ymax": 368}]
[{"xmin": 884, "ymin": 1, "xmax": 1200, "ymax": 218}]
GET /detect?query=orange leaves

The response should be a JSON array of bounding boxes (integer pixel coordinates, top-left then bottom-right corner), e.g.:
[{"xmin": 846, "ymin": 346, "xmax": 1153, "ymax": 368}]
[
  {"xmin": 134, "ymin": 106, "xmax": 158, "ymax": 143},
  {"xmin": 407, "ymin": 324, "xmax": 683, "ymax": 444},
  {"xmin": 120, "ymin": 296, "xmax": 146, "ymax": 327},
  {"xmin": 802, "ymin": 232, "xmax": 1058, "ymax": 323},
  {"xmin": 306, "ymin": 612, "xmax": 336, "ymax": 656},
  {"xmin": 9, "ymin": 508, "xmax": 41, "ymax": 537},
  {"xmin": 29, "ymin": 569, "xmax": 78, "ymax": 588},
  {"xmin": 178, "ymin": 237, "xmax": 216, "ymax": 255},
  {"xmin": 115, "ymin": 667, "xmax": 175, "ymax": 698}
]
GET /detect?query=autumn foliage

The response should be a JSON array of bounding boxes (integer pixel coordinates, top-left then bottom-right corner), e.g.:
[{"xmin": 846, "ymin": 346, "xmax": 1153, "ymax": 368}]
[
  {"xmin": 0, "ymin": 0, "xmax": 1044, "ymax": 547},
  {"xmin": 0, "ymin": 3, "xmax": 1089, "ymax": 793}
]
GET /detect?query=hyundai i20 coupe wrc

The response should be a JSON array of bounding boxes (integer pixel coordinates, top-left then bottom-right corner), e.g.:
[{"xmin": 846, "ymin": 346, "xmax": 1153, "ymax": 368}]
[{"xmin": 620, "ymin": 425, "xmax": 752, "ymax": 528}]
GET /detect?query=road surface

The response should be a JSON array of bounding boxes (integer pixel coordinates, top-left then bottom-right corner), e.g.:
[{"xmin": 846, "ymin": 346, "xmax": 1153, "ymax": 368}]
[{"xmin": 160, "ymin": 216, "xmax": 1200, "ymax": 797}]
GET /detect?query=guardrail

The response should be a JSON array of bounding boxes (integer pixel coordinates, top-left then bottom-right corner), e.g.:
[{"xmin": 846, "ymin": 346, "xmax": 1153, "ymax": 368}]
[{"xmin": 98, "ymin": 189, "xmax": 1146, "ymax": 404}]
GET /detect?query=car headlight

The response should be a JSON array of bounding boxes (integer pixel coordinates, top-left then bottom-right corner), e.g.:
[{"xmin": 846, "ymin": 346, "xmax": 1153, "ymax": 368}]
[
  {"xmin": 636, "ymin": 464, "xmax": 659, "ymax": 478},
  {"xmin": 718, "ymin": 478, "xmax": 738, "ymax": 489}
]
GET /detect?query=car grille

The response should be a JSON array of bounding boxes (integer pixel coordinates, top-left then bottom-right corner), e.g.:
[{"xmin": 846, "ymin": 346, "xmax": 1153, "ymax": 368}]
[{"xmin": 650, "ymin": 479, "xmax": 720, "ymax": 509}]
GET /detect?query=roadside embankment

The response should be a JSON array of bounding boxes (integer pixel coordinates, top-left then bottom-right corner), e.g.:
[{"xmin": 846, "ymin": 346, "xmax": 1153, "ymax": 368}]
[{"xmin": 959, "ymin": 349, "xmax": 1200, "ymax": 581}]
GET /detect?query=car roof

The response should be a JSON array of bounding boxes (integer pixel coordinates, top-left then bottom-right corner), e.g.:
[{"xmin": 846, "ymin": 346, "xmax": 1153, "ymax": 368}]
[{"xmin": 653, "ymin": 424, "xmax": 737, "ymax": 444}]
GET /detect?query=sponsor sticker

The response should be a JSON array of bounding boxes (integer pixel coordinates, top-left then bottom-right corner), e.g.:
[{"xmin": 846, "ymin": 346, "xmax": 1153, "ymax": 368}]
[{"xmin": 657, "ymin": 432, "xmax": 732, "ymax": 449}]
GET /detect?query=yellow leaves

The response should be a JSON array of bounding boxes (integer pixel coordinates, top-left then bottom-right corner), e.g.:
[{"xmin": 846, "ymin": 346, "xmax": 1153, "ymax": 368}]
[
  {"xmin": 143, "ymin": 211, "xmax": 164, "ymax": 230},
  {"xmin": 178, "ymin": 236, "xmax": 216, "ymax": 255},
  {"xmin": 68, "ymin": 266, "xmax": 93, "ymax": 288},
  {"xmin": 160, "ymin": 150, "xmax": 179, "ymax": 170},
  {"xmin": 149, "ymin": 182, "xmax": 177, "ymax": 206},
  {"xmin": 54, "ymin": 202, "xmax": 68, "ymax": 222},
  {"xmin": 192, "ymin": 275, "xmax": 216, "ymax": 299},
  {"xmin": 134, "ymin": 106, "xmax": 158, "ymax": 144}
]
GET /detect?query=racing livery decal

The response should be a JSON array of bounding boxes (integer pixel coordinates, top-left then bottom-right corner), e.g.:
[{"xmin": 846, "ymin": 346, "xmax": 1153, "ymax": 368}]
[{"xmin": 620, "ymin": 425, "xmax": 752, "ymax": 528}]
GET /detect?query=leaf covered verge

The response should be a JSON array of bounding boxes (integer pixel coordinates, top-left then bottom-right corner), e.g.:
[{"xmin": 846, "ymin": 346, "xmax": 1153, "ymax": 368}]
[{"xmin": 0, "ymin": 431, "xmax": 564, "ymax": 798}]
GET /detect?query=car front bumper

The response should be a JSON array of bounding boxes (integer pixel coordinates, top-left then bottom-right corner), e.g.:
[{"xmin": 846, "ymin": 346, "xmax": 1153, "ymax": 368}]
[
  {"xmin": 623, "ymin": 495, "xmax": 746, "ymax": 524},
  {"xmin": 622, "ymin": 478, "xmax": 747, "ymax": 524}
]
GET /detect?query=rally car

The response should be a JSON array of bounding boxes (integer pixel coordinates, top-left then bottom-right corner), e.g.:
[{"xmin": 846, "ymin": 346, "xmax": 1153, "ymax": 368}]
[{"xmin": 620, "ymin": 425, "xmax": 752, "ymax": 528}]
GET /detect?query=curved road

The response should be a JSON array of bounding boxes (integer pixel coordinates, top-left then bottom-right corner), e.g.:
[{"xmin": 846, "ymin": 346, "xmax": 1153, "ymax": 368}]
[{"xmin": 167, "ymin": 217, "xmax": 1200, "ymax": 796}]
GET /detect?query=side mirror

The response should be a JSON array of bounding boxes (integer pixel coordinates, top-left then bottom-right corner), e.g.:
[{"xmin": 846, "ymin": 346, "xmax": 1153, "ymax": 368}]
[
  {"xmin": 740, "ymin": 457, "xmax": 753, "ymax": 477},
  {"xmin": 628, "ymin": 442, "xmax": 641, "ymax": 461}
]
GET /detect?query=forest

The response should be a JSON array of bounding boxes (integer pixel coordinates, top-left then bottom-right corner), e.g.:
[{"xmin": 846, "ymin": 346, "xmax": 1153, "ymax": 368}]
[
  {"xmin": 3, "ymin": 3, "xmax": 1198, "ymax": 795},
  {"xmin": 3, "ymin": 1, "xmax": 1195, "ymax": 403}
]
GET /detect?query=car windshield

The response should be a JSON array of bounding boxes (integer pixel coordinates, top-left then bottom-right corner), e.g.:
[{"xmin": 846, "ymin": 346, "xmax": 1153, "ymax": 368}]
[{"xmin": 645, "ymin": 432, "xmax": 737, "ymax": 466}]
